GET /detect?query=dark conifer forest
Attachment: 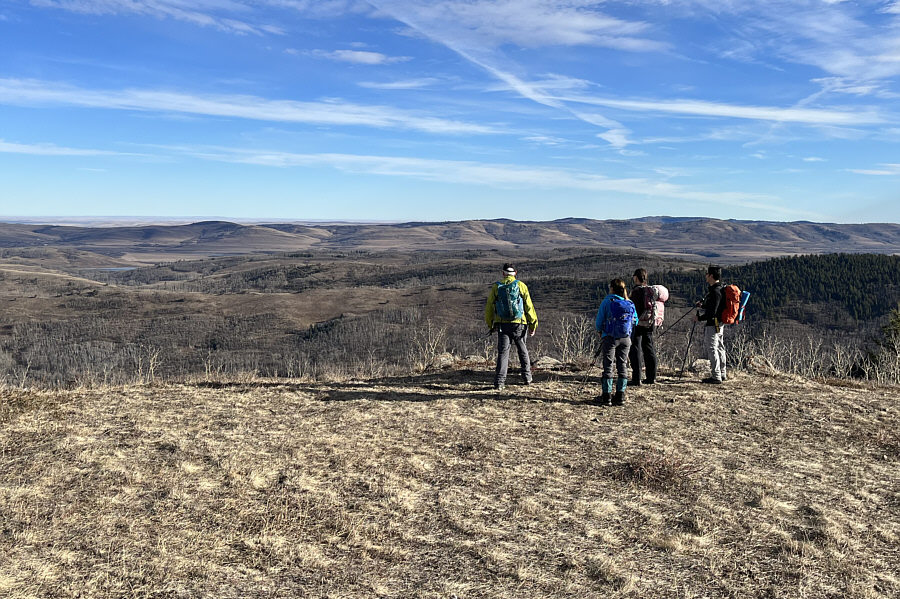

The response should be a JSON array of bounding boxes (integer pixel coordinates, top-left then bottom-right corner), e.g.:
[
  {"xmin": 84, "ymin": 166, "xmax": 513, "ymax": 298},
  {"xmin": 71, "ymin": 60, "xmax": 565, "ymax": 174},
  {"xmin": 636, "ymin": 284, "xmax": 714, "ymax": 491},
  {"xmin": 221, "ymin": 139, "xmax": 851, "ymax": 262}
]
[{"xmin": 658, "ymin": 253, "xmax": 900, "ymax": 327}]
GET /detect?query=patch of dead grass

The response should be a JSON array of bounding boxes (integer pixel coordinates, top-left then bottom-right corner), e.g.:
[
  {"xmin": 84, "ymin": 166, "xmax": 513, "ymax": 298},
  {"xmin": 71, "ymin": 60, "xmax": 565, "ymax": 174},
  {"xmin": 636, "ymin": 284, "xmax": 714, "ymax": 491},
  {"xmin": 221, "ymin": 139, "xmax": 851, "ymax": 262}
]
[
  {"xmin": 607, "ymin": 448, "xmax": 701, "ymax": 492},
  {"xmin": 0, "ymin": 372, "xmax": 898, "ymax": 598}
]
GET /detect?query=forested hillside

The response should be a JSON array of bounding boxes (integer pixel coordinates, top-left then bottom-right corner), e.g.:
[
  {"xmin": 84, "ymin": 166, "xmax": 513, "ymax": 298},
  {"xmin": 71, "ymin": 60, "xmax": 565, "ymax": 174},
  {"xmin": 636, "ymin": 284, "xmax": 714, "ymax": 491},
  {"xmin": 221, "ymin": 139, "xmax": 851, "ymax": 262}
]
[
  {"xmin": 3, "ymin": 248, "xmax": 900, "ymax": 387},
  {"xmin": 658, "ymin": 254, "xmax": 900, "ymax": 327}
]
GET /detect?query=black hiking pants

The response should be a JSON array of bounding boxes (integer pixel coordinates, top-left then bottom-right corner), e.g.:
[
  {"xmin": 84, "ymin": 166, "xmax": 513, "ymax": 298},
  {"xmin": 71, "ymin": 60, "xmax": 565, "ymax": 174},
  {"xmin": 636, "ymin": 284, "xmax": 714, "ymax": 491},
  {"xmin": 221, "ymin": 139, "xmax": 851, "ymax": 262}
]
[
  {"xmin": 630, "ymin": 325, "xmax": 657, "ymax": 383},
  {"xmin": 495, "ymin": 322, "xmax": 531, "ymax": 387}
]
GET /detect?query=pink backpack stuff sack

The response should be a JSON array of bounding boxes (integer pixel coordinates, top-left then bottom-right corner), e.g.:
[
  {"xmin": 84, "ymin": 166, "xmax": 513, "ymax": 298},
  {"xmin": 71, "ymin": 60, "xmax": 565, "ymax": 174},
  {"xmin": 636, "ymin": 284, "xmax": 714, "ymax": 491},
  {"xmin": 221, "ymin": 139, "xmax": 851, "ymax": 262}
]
[{"xmin": 652, "ymin": 285, "xmax": 669, "ymax": 327}]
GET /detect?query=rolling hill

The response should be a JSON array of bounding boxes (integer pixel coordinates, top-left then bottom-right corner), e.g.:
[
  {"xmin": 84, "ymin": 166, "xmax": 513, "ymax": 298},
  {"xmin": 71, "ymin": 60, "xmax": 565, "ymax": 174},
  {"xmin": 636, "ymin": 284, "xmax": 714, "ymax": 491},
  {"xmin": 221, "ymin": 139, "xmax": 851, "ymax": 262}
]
[{"xmin": 2, "ymin": 217, "xmax": 900, "ymax": 263}]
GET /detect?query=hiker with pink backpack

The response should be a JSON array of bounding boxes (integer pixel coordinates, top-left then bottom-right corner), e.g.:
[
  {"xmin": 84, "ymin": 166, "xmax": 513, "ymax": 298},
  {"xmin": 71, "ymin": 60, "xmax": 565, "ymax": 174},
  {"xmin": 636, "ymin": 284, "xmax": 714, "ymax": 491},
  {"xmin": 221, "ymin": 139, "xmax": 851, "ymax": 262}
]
[
  {"xmin": 629, "ymin": 268, "xmax": 669, "ymax": 387},
  {"xmin": 595, "ymin": 278, "xmax": 638, "ymax": 406}
]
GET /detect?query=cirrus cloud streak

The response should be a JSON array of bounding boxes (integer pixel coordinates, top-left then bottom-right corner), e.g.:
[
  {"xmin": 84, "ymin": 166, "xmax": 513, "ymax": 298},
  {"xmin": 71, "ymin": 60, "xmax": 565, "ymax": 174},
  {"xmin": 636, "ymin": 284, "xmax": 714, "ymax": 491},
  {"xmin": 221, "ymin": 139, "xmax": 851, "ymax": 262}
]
[
  {"xmin": 0, "ymin": 78, "xmax": 497, "ymax": 135},
  {"xmin": 169, "ymin": 144, "xmax": 810, "ymax": 216}
]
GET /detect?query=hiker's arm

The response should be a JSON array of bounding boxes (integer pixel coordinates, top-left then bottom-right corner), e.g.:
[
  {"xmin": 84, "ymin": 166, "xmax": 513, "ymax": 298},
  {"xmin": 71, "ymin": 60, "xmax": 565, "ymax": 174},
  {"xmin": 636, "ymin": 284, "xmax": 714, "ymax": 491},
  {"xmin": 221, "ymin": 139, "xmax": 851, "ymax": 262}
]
[
  {"xmin": 595, "ymin": 298, "xmax": 608, "ymax": 334},
  {"xmin": 520, "ymin": 282, "xmax": 538, "ymax": 333},
  {"xmin": 485, "ymin": 284, "xmax": 497, "ymax": 328},
  {"xmin": 696, "ymin": 288, "xmax": 720, "ymax": 322}
]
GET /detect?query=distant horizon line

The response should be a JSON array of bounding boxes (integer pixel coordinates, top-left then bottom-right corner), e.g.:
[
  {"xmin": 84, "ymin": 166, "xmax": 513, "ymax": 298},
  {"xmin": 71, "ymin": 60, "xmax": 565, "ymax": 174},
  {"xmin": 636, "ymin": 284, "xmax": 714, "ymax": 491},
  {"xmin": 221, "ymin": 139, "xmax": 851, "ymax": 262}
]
[
  {"xmin": 0, "ymin": 215, "xmax": 852, "ymax": 227},
  {"xmin": 2, "ymin": 215, "xmax": 897, "ymax": 227},
  {"xmin": 0, "ymin": 216, "xmax": 404, "ymax": 226}
]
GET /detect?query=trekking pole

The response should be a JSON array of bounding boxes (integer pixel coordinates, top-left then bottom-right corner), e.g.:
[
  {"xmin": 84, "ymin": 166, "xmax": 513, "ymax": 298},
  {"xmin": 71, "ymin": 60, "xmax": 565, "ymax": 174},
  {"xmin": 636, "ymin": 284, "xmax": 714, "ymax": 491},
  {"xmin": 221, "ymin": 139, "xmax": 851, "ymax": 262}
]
[
  {"xmin": 679, "ymin": 321, "xmax": 698, "ymax": 376},
  {"xmin": 657, "ymin": 299, "xmax": 701, "ymax": 338},
  {"xmin": 579, "ymin": 345, "xmax": 602, "ymax": 390}
]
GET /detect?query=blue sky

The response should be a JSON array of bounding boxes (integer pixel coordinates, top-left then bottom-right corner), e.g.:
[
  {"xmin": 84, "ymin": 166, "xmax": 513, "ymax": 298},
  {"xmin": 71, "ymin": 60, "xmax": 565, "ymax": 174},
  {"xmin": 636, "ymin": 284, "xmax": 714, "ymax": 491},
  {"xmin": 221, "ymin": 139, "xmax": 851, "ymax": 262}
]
[{"xmin": 1, "ymin": 0, "xmax": 899, "ymax": 223}]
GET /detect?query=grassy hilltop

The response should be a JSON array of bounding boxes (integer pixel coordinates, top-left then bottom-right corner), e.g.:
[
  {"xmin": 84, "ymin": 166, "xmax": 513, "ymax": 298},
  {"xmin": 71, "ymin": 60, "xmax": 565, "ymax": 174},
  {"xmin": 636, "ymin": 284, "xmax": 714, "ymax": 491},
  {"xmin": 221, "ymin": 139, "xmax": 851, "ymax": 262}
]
[{"xmin": 2, "ymin": 366, "xmax": 898, "ymax": 598}]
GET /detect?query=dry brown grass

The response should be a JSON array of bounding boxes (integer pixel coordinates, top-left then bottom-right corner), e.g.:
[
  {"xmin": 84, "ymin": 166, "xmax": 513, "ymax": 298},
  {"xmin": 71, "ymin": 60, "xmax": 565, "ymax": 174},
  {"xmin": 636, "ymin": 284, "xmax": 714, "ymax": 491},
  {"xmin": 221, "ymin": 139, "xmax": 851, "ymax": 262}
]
[{"xmin": 1, "ymin": 368, "xmax": 898, "ymax": 598}]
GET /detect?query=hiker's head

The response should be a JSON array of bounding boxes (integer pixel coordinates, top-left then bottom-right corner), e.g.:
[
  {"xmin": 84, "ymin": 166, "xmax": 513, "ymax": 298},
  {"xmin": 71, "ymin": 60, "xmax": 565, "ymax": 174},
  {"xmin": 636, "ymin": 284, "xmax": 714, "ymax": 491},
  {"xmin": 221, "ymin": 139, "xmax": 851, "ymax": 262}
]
[
  {"xmin": 502, "ymin": 263, "xmax": 516, "ymax": 277},
  {"xmin": 706, "ymin": 265, "xmax": 722, "ymax": 282},
  {"xmin": 609, "ymin": 278, "xmax": 627, "ymax": 297},
  {"xmin": 633, "ymin": 268, "xmax": 648, "ymax": 285}
]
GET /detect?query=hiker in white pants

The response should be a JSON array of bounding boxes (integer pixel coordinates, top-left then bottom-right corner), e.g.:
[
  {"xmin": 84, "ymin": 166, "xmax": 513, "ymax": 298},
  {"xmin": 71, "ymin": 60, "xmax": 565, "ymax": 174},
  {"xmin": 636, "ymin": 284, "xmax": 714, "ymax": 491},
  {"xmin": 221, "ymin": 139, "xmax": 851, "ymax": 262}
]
[{"xmin": 694, "ymin": 265, "xmax": 726, "ymax": 384}]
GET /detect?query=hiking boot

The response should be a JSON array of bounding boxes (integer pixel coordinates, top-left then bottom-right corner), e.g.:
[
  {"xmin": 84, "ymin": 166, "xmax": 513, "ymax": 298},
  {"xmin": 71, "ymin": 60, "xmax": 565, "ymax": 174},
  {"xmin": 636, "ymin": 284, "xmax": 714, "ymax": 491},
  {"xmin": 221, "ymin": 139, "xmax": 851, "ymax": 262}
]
[
  {"xmin": 643, "ymin": 379, "xmax": 656, "ymax": 385},
  {"xmin": 630, "ymin": 379, "xmax": 642, "ymax": 387},
  {"xmin": 600, "ymin": 376, "xmax": 614, "ymax": 398},
  {"xmin": 701, "ymin": 377, "xmax": 722, "ymax": 384},
  {"xmin": 612, "ymin": 378, "xmax": 627, "ymax": 405},
  {"xmin": 495, "ymin": 383, "xmax": 505, "ymax": 391},
  {"xmin": 598, "ymin": 392, "xmax": 612, "ymax": 406}
]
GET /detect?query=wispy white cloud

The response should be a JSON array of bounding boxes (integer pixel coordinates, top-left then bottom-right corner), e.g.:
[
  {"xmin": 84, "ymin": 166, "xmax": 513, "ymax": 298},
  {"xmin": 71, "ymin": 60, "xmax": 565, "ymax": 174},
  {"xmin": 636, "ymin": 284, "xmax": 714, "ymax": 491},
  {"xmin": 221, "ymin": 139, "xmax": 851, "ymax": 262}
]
[
  {"xmin": 487, "ymin": 74, "xmax": 594, "ymax": 94},
  {"xmin": 30, "ymin": 0, "xmax": 283, "ymax": 35},
  {"xmin": 558, "ymin": 94, "xmax": 882, "ymax": 125},
  {"xmin": 358, "ymin": 78, "xmax": 441, "ymax": 89},
  {"xmin": 369, "ymin": 1, "xmax": 665, "ymax": 52},
  {"xmin": 0, "ymin": 139, "xmax": 131, "ymax": 156},
  {"xmin": 521, "ymin": 135, "xmax": 568, "ymax": 146},
  {"xmin": 366, "ymin": 1, "xmax": 654, "ymax": 146},
  {"xmin": 848, "ymin": 163, "xmax": 900, "ymax": 175},
  {"xmin": 676, "ymin": 0, "xmax": 900, "ymax": 82},
  {"xmin": 596, "ymin": 129, "xmax": 632, "ymax": 148},
  {"xmin": 802, "ymin": 156, "xmax": 825, "ymax": 162},
  {"xmin": 263, "ymin": 0, "xmax": 372, "ymax": 18},
  {"xmin": 162, "ymin": 144, "xmax": 810, "ymax": 215},
  {"xmin": 810, "ymin": 77, "xmax": 900, "ymax": 99},
  {"xmin": 364, "ymin": 1, "xmax": 886, "ymax": 149},
  {"xmin": 653, "ymin": 167, "xmax": 692, "ymax": 179},
  {"xmin": 0, "ymin": 78, "xmax": 497, "ymax": 134},
  {"xmin": 305, "ymin": 49, "xmax": 411, "ymax": 65}
]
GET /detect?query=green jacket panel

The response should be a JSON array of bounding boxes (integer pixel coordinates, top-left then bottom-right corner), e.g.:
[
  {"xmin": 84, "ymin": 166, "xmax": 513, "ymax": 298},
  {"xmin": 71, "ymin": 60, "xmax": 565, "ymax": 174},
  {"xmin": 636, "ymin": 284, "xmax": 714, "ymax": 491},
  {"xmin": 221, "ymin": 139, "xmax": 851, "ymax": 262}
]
[{"xmin": 485, "ymin": 276, "xmax": 538, "ymax": 331}]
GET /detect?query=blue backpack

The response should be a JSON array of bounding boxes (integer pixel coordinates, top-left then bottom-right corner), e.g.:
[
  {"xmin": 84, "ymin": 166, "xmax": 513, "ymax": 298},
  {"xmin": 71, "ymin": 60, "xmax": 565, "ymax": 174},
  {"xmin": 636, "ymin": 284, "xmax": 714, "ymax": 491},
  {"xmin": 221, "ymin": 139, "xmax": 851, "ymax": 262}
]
[
  {"xmin": 604, "ymin": 297, "xmax": 636, "ymax": 338},
  {"xmin": 495, "ymin": 280, "xmax": 525, "ymax": 320}
]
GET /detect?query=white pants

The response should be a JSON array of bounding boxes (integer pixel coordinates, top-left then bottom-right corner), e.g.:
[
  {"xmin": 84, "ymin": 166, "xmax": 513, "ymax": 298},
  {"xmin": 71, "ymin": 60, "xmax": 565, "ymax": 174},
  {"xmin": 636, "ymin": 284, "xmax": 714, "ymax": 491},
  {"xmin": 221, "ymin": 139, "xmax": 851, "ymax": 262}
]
[{"xmin": 703, "ymin": 324, "xmax": 726, "ymax": 380}]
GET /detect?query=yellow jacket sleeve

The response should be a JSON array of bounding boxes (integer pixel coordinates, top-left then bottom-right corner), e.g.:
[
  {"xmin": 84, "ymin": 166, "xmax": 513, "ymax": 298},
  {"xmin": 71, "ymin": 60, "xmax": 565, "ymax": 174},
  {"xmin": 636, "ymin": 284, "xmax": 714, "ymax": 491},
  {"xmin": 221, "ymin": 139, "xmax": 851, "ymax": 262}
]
[{"xmin": 485, "ymin": 283, "xmax": 498, "ymax": 328}]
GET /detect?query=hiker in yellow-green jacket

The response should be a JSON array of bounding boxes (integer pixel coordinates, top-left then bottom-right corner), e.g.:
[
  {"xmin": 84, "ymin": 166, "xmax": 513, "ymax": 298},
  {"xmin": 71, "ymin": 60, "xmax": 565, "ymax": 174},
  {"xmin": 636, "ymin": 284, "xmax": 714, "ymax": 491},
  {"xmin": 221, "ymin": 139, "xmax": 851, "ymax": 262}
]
[{"xmin": 485, "ymin": 263, "xmax": 538, "ymax": 391}]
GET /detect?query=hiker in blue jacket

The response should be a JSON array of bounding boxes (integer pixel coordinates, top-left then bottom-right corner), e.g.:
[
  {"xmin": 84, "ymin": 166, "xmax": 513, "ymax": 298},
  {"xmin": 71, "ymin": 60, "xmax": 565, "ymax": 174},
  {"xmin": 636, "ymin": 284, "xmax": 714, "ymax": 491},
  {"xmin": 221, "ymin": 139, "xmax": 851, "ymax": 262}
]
[{"xmin": 595, "ymin": 278, "xmax": 638, "ymax": 406}]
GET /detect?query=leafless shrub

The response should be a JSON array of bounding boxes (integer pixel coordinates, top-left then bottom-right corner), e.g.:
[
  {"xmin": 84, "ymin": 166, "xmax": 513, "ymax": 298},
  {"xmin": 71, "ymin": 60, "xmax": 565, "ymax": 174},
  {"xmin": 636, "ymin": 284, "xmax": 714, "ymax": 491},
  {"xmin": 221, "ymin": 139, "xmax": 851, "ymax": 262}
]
[
  {"xmin": 865, "ymin": 331, "xmax": 900, "ymax": 385},
  {"xmin": 607, "ymin": 449, "xmax": 700, "ymax": 492},
  {"xmin": 829, "ymin": 342, "xmax": 860, "ymax": 380},
  {"xmin": 131, "ymin": 344, "xmax": 162, "ymax": 385},
  {"xmin": 410, "ymin": 319, "xmax": 447, "ymax": 372},
  {"xmin": 548, "ymin": 314, "xmax": 597, "ymax": 366},
  {"xmin": 727, "ymin": 324, "xmax": 754, "ymax": 370}
]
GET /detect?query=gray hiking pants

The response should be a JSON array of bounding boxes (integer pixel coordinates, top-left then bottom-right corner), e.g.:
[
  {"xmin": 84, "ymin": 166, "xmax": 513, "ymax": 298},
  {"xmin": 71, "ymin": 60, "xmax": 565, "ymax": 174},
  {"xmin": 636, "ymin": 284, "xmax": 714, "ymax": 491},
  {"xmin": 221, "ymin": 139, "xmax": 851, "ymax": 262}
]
[
  {"xmin": 704, "ymin": 324, "xmax": 726, "ymax": 380},
  {"xmin": 601, "ymin": 335, "xmax": 631, "ymax": 380},
  {"xmin": 495, "ymin": 323, "xmax": 531, "ymax": 386}
]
